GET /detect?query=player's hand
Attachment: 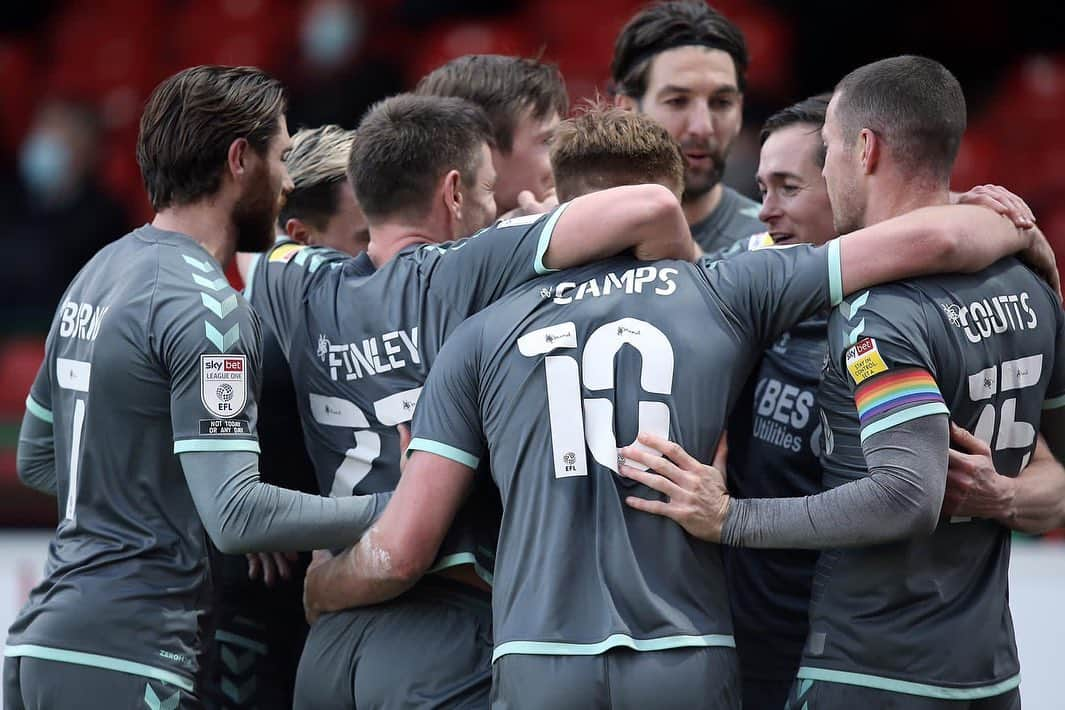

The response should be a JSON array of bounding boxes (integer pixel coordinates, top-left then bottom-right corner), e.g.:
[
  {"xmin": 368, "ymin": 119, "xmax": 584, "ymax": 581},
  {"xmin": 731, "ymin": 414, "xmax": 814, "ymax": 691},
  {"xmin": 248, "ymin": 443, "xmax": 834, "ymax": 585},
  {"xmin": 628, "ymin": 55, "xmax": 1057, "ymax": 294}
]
[
  {"xmin": 303, "ymin": 549, "xmax": 335, "ymax": 624},
  {"xmin": 1017, "ymin": 226, "xmax": 1061, "ymax": 302},
  {"xmin": 246, "ymin": 551, "xmax": 298, "ymax": 587},
  {"xmin": 943, "ymin": 423, "xmax": 1016, "ymax": 521},
  {"xmin": 397, "ymin": 424, "xmax": 412, "ymax": 476},
  {"xmin": 954, "ymin": 184, "xmax": 1035, "ymax": 230},
  {"xmin": 618, "ymin": 433, "xmax": 731, "ymax": 542},
  {"xmin": 498, "ymin": 189, "xmax": 558, "ymax": 220}
]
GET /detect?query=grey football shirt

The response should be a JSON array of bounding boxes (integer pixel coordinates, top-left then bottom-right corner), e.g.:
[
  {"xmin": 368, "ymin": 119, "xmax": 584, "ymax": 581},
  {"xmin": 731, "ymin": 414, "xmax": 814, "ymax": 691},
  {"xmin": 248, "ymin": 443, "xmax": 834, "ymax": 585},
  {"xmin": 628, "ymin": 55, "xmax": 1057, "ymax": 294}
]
[
  {"xmin": 6, "ymin": 226, "xmax": 263, "ymax": 691},
  {"xmin": 803, "ymin": 257, "xmax": 1065, "ymax": 698},
  {"xmin": 249, "ymin": 207, "xmax": 572, "ymax": 573},
  {"xmin": 690, "ymin": 185, "xmax": 765, "ymax": 255},
  {"xmin": 408, "ymin": 242, "xmax": 843, "ymax": 662}
]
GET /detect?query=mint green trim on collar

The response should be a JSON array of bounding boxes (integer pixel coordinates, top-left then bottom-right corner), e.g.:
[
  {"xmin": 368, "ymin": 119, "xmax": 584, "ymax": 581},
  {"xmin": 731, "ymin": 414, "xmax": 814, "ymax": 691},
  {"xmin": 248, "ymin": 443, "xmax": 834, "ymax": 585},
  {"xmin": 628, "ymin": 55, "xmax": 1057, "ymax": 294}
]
[
  {"xmin": 827, "ymin": 239, "xmax": 843, "ymax": 306},
  {"xmin": 492, "ymin": 633, "xmax": 735, "ymax": 663},
  {"xmin": 407, "ymin": 437, "xmax": 479, "ymax": 469},
  {"xmin": 242, "ymin": 253, "xmax": 263, "ymax": 301},
  {"xmin": 427, "ymin": 552, "xmax": 494, "ymax": 586},
  {"xmin": 4, "ymin": 644, "xmax": 194, "ymax": 692},
  {"xmin": 1043, "ymin": 393, "xmax": 1065, "ymax": 410},
  {"xmin": 859, "ymin": 402, "xmax": 949, "ymax": 443},
  {"xmin": 797, "ymin": 667, "xmax": 1021, "ymax": 700},
  {"xmin": 533, "ymin": 202, "xmax": 572, "ymax": 275},
  {"xmin": 25, "ymin": 395, "xmax": 53, "ymax": 425},
  {"xmin": 173, "ymin": 439, "xmax": 261, "ymax": 454}
]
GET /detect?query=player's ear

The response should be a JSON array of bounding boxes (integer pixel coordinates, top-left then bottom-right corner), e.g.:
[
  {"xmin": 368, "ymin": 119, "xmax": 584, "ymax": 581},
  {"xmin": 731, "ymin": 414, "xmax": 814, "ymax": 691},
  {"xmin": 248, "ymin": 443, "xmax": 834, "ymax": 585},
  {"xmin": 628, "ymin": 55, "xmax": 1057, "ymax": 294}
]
[
  {"xmin": 442, "ymin": 169, "xmax": 463, "ymax": 221},
  {"xmin": 858, "ymin": 128, "xmax": 879, "ymax": 175},
  {"xmin": 285, "ymin": 218, "xmax": 311, "ymax": 244},
  {"xmin": 227, "ymin": 138, "xmax": 250, "ymax": 180}
]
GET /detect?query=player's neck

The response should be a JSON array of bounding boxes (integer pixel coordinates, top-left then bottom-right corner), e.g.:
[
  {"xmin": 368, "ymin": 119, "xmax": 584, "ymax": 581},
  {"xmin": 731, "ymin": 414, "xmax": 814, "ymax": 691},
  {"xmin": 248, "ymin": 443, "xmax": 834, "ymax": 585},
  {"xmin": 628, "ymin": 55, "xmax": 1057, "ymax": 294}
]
[
  {"xmin": 682, "ymin": 183, "xmax": 724, "ymax": 227},
  {"xmin": 152, "ymin": 204, "xmax": 237, "ymax": 268},
  {"xmin": 864, "ymin": 181, "xmax": 950, "ymax": 226},
  {"xmin": 366, "ymin": 222, "xmax": 441, "ymax": 268}
]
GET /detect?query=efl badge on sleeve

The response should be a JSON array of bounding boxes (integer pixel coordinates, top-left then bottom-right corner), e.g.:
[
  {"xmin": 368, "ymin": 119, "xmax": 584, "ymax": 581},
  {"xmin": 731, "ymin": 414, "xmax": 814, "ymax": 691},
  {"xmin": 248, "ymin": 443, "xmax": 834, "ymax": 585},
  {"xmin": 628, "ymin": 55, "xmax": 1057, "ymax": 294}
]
[
  {"xmin": 200, "ymin": 354, "xmax": 248, "ymax": 418},
  {"xmin": 845, "ymin": 337, "xmax": 888, "ymax": 384}
]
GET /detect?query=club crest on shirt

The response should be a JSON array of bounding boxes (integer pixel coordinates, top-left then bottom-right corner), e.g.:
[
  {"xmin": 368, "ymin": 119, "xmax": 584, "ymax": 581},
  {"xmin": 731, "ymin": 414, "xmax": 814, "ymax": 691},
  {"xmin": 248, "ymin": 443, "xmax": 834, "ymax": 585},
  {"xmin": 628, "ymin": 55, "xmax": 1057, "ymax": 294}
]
[
  {"xmin": 845, "ymin": 337, "xmax": 888, "ymax": 384},
  {"xmin": 200, "ymin": 354, "xmax": 247, "ymax": 418}
]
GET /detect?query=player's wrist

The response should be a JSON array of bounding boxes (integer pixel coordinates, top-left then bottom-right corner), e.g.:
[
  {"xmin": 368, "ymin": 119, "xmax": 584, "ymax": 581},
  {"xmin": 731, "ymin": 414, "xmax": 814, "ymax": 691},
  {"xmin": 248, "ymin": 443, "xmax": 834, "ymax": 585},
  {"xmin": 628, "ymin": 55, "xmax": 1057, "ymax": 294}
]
[{"xmin": 991, "ymin": 475, "xmax": 1018, "ymax": 524}]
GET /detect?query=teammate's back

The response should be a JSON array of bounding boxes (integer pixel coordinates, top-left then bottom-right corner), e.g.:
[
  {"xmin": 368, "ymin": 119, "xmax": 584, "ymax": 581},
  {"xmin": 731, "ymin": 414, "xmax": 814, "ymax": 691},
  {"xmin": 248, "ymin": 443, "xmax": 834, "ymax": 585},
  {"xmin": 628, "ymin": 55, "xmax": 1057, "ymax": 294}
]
[
  {"xmin": 10, "ymin": 226, "xmax": 260, "ymax": 689},
  {"xmin": 811, "ymin": 255, "xmax": 1065, "ymax": 692}
]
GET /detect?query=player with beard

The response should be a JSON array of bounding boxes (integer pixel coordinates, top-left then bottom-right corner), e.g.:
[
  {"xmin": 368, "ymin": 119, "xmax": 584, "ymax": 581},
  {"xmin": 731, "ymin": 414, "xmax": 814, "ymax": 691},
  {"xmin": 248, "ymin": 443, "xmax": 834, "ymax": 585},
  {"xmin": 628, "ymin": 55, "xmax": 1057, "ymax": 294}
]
[
  {"xmin": 201, "ymin": 125, "xmax": 368, "ymax": 710},
  {"xmin": 5, "ymin": 67, "xmax": 387, "ymax": 709},
  {"xmin": 248, "ymin": 94, "xmax": 695, "ymax": 709},
  {"xmin": 612, "ymin": 0, "xmax": 764, "ymax": 254},
  {"xmin": 619, "ymin": 56, "xmax": 1064, "ymax": 710},
  {"xmin": 416, "ymin": 55, "xmax": 567, "ymax": 218},
  {"xmin": 297, "ymin": 103, "xmax": 1053, "ymax": 710}
]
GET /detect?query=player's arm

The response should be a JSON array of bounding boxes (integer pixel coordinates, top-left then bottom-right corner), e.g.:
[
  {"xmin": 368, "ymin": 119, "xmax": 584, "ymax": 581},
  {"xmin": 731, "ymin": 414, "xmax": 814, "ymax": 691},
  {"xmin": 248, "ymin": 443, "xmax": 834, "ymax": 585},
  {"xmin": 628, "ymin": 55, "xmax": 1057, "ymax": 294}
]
[
  {"xmin": 837, "ymin": 204, "xmax": 1054, "ymax": 296},
  {"xmin": 945, "ymin": 429, "xmax": 1065, "ymax": 534},
  {"xmin": 303, "ymin": 452, "xmax": 474, "ymax": 615},
  {"xmin": 621, "ymin": 415, "xmax": 948, "ymax": 547},
  {"xmin": 541, "ymin": 183, "xmax": 695, "ymax": 269},
  {"xmin": 16, "ymin": 400, "xmax": 57, "ymax": 496},
  {"xmin": 178, "ymin": 451, "xmax": 388, "ymax": 553}
]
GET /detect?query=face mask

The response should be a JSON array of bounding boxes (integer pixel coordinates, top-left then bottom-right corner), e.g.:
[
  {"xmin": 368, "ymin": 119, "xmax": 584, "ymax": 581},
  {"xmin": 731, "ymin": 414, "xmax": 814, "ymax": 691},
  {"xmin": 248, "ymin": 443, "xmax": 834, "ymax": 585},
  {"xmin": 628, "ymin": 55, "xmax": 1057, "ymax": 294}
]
[
  {"xmin": 301, "ymin": 2, "xmax": 361, "ymax": 68},
  {"xmin": 20, "ymin": 132, "xmax": 72, "ymax": 200}
]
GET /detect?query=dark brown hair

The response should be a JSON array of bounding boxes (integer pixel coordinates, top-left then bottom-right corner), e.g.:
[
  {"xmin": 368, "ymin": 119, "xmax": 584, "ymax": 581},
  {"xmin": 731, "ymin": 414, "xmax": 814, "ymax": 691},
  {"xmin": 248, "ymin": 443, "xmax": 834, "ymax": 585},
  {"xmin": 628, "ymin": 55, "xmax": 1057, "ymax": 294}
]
[
  {"xmin": 760, "ymin": 93, "xmax": 832, "ymax": 168},
  {"xmin": 551, "ymin": 102, "xmax": 685, "ymax": 201},
  {"xmin": 612, "ymin": 1, "xmax": 748, "ymax": 100},
  {"xmin": 137, "ymin": 65, "xmax": 287, "ymax": 210},
  {"xmin": 834, "ymin": 55, "xmax": 966, "ymax": 183},
  {"xmin": 348, "ymin": 94, "xmax": 495, "ymax": 222},
  {"xmin": 415, "ymin": 54, "xmax": 568, "ymax": 153}
]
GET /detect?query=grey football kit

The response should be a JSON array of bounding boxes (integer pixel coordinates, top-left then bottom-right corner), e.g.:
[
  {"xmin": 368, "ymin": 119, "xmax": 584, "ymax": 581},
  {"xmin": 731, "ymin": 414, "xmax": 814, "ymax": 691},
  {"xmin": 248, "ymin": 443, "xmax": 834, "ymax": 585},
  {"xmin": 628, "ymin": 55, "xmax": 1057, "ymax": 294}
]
[
  {"xmin": 5, "ymin": 226, "xmax": 383, "ymax": 708},
  {"xmin": 249, "ymin": 208, "xmax": 574, "ymax": 709},
  {"xmin": 724, "ymin": 313, "xmax": 827, "ymax": 709},
  {"xmin": 785, "ymin": 257, "xmax": 1065, "ymax": 707},
  {"xmin": 407, "ymin": 242, "xmax": 845, "ymax": 708},
  {"xmin": 689, "ymin": 185, "xmax": 764, "ymax": 255}
]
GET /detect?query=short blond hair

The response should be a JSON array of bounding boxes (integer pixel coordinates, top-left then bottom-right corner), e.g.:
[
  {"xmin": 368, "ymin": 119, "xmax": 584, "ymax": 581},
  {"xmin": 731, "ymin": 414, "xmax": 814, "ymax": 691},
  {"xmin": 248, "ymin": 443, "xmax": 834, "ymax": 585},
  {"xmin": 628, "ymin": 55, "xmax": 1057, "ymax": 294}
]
[
  {"xmin": 278, "ymin": 125, "xmax": 355, "ymax": 230},
  {"xmin": 550, "ymin": 103, "xmax": 684, "ymax": 201}
]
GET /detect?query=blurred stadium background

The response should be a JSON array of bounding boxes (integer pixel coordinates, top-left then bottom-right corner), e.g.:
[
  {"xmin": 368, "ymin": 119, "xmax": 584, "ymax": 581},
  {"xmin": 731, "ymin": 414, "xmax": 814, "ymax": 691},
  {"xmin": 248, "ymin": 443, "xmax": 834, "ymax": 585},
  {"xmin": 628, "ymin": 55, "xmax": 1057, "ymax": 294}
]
[{"xmin": 0, "ymin": 1, "xmax": 1062, "ymax": 706}]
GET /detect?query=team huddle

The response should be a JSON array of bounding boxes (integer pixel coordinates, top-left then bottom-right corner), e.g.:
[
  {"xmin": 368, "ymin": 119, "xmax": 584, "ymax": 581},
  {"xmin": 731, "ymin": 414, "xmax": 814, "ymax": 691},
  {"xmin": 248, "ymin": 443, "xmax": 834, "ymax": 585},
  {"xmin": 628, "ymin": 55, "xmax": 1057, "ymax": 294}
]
[{"xmin": 6, "ymin": 2, "xmax": 1065, "ymax": 709}]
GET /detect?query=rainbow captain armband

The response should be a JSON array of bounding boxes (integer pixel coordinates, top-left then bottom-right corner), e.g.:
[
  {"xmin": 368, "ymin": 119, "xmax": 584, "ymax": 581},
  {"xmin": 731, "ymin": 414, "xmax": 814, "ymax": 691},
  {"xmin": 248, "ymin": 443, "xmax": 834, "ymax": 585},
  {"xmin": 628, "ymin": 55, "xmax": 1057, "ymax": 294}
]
[{"xmin": 854, "ymin": 368, "xmax": 949, "ymax": 443}]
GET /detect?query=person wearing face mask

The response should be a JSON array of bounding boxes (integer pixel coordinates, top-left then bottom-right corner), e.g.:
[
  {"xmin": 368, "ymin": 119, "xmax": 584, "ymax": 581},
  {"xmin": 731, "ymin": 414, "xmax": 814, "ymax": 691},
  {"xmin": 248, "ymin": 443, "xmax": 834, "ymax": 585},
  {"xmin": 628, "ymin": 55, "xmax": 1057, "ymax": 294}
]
[{"xmin": 2, "ymin": 99, "xmax": 129, "ymax": 328}]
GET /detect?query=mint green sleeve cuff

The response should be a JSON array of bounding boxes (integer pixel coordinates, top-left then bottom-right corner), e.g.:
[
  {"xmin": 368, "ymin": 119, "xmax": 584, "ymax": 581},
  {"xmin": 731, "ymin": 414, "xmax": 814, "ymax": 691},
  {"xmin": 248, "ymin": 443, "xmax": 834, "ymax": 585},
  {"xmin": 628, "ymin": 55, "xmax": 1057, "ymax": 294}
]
[
  {"xmin": 827, "ymin": 238, "xmax": 843, "ymax": 307},
  {"xmin": 174, "ymin": 438, "xmax": 261, "ymax": 454},
  {"xmin": 533, "ymin": 202, "xmax": 573, "ymax": 275},
  {"xmin": 25, "ymin": 395, "xmax": 53, "ymax": 425},
  {"xmin": 407, "ymin": 437, "xmax": 480, "ymax": 469}
]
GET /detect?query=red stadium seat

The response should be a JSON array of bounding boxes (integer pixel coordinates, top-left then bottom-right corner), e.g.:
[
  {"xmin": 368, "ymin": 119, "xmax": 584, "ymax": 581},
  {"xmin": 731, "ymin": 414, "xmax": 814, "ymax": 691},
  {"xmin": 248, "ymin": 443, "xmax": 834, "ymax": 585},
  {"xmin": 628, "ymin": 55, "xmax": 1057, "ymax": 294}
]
[
  {"xmin": 169, "ymin": 0, "xmax": 300, "ymax": 77},
  {"xmin": 0, "ymin": 337, "xmax": 46, "ymax": 419},
  {"xmin": 406, "ymin": 20, "xmax": 539, "ymax": 86},
  {"xmin": 0, "ymin": 39, "xmax": 36, "ymax": 155}
]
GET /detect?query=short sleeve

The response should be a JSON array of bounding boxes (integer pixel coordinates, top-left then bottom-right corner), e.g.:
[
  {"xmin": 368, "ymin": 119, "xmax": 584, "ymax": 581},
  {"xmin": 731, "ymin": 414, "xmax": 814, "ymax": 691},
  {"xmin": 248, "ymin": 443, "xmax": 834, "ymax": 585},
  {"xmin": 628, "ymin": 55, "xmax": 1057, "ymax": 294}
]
[
  {"xmin": 827, "ymin": 286, "xmax": 949, "ymax": 444},
  {"xmin": 1046, "ymin": 307, "xmax": 1065, "ymax": 411},
  {"xmin": 700, "ymin": 241, "xmax": 842, "ymax": 347},
  {"xmin": 246, "ymin": 240, "xmax": 351, "ymax": 359},
  {"xmin": 25, "ymin": 357, "xmax": 53, "ymax": 426},
  {"xmin": 419, "ymin": 203, "xmax": 571, "ymax": 318},
  {"xmin": 407, "ymin": 317, "xmax": 486, "ymax": 469},
  {"xmin": 153, "ymin": 256, "xmax": 264, "ymax": 455}
]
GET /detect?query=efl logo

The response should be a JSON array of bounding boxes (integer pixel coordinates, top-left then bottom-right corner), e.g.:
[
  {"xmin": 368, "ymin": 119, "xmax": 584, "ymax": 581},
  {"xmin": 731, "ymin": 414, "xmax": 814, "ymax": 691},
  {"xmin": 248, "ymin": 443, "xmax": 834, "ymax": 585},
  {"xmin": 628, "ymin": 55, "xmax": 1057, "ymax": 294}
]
[{"xmin": 224, "ymin": 359, "xmax": 243, "ymax": 372}]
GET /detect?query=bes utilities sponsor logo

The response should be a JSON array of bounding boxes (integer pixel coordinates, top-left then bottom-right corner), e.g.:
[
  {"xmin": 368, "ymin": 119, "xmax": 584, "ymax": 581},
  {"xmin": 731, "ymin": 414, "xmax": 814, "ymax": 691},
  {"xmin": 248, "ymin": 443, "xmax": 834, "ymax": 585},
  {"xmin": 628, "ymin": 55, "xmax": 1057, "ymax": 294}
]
[
  {"xmin": 941, "ymin": 293, "xmax": 1038, "ymax": 344},
  {"xmin": 200, "ymin": 355, "xmax": 247, "ymax": 418}
]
